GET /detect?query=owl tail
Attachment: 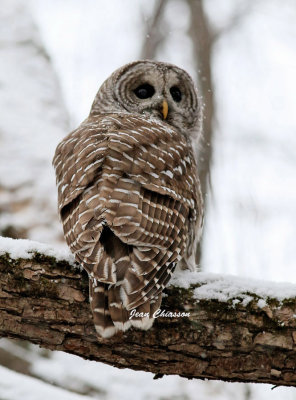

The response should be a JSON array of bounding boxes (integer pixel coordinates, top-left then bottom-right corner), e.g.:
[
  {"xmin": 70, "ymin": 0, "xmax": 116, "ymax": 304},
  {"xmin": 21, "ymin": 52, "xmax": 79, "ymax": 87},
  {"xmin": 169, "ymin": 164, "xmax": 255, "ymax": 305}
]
[
  {"xmin": 108, "ymin": 286, "xmax": 161, "ymax": 332},
  {"xmin": 89, "ymin": 282, "xmax": 117, "ymax": 339},
  {"xmin": 90, "ymin": 282, "xmax": 161, "ymax": 338}
]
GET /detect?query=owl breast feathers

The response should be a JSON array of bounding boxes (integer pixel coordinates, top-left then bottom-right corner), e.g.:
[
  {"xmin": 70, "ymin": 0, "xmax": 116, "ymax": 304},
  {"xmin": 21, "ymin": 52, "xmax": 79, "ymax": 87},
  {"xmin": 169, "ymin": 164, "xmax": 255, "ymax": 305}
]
[{"xmin": 53, "ymin": 61, "xmax": 203, "ymax": 339}]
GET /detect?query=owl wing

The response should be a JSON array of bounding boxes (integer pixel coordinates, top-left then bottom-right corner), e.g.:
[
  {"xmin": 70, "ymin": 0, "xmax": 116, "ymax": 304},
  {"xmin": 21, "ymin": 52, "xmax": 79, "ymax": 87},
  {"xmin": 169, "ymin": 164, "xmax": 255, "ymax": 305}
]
[
  {"xmin": 53, "ymin": 119, "xmax": 108, "ymax": 214},
  {"xmin": 54, "ymin": 113, "xmax": 202, "ymax": 330},
  {"xmin": 99, "ymin": 114, "xmax": 201, "ymax": 309}
]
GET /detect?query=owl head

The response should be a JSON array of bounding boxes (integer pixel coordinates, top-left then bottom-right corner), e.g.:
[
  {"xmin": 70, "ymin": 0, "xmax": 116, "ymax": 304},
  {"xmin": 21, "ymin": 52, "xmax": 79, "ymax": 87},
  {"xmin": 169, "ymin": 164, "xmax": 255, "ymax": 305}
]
[{"xmin": 90, "ymin": 60, "xmax": 202, "ymax": 138}]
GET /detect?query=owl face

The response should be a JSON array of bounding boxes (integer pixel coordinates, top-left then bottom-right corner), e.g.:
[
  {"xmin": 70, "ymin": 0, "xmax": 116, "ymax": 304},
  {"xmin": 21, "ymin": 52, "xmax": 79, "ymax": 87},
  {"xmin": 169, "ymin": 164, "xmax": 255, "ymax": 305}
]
[{"xmin": 91, "ymin": 61, "xmax": 202, "ymax": 137}]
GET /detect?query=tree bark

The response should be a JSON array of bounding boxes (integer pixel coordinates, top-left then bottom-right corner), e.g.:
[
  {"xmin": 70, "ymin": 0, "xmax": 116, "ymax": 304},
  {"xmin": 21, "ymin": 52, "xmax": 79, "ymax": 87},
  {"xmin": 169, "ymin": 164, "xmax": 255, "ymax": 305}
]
[{"xmin": 1, "ymin": 251, "xmax": 296, "ymax": 387}]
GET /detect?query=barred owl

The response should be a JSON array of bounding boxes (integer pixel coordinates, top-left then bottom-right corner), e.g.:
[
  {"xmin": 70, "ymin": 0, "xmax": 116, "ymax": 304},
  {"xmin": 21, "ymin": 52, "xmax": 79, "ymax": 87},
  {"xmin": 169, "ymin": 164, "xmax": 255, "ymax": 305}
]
[{"xmin": 53, "ymin": 60, "xmax": 203, "ymax": 339}]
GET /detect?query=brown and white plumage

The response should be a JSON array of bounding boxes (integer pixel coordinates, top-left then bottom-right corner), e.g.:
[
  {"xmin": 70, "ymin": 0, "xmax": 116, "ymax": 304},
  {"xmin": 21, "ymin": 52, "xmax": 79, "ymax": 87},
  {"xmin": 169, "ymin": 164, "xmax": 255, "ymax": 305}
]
[{"xmin": 53, "ymin": 60, "xmax": 203, "ymax": 338}]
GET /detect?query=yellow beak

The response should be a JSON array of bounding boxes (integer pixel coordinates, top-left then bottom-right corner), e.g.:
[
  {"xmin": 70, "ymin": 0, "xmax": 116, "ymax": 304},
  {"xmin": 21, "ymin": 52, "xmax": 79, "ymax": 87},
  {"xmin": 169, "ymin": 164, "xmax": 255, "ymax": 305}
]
[{"xmin": 162, "ymin": 100, "xmax": 168, "ymax": 120}]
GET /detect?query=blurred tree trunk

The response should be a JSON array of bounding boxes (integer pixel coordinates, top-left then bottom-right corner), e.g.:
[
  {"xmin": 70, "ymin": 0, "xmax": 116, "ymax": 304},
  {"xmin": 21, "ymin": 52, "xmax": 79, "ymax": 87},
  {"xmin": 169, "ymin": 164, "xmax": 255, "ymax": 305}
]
[
  {"xmin": 0, "ymin": 0, "xmax": 68, "ymax": 243},
  {"xmin": 187, "ymin": 0, "xmax": 215, "ymax": 265},
  {"xmin": 187, "ymin": 0, "xmax": 214, "ymax": 205},
  {"xmin": 0, "ymin": 0, "xmax": 69, "ymax": 392}
]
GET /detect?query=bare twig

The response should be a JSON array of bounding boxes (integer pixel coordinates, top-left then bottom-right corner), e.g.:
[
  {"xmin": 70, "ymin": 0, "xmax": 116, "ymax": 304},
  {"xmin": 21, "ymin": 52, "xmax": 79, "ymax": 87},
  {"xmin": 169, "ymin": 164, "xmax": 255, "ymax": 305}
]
[
  {"xmin": 141, "ymin": 0, "xmax": 168, "ymax": 59},
  {"xmin": 211, "ymin": 1, "xmax": 255, "ymax": 42}
]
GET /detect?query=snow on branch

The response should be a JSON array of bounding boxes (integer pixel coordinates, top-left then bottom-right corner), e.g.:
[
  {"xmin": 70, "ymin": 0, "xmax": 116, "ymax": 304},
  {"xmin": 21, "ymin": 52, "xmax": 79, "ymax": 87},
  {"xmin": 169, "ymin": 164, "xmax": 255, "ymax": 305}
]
[{"xmin": 1, "ymin": 237, "xmax": 296, "ymax": 387}]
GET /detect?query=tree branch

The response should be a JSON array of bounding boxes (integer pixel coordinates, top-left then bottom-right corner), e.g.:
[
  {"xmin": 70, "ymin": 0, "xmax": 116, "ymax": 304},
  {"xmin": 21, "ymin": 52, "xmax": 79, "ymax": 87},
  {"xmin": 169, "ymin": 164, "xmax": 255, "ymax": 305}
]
[
  {"xmin": 211, "ymin": 1, "xmax": 255, "ymax": 42},
  {"xmin": 1, "ymin": 247, "xmax": 296, "ymax": 387},
  {"xmin": 140, "ymin": 0, "xmax": 168, "ymax": 60}
]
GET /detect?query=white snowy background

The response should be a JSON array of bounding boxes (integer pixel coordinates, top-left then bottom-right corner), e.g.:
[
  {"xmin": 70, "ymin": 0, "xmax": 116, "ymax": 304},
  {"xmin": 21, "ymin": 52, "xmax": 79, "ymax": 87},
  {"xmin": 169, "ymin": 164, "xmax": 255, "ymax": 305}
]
[{"xmin": 0, "ymin": 0, "xmax": 296, "ymax": 399}]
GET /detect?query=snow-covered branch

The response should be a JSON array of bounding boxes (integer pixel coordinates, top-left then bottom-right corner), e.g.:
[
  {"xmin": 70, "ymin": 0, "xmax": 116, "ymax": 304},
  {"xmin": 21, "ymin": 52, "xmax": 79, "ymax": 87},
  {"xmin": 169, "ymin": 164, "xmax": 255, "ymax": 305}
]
[{"xmin": 1, "ymin": 237, "xmax": 296, "ymax": 387}]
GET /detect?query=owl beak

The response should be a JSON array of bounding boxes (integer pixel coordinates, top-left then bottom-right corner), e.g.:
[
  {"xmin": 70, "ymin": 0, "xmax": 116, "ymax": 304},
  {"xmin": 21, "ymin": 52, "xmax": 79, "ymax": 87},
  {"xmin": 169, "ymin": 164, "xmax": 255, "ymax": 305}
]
[{"xmin": 162, "ymin": 100, "xmax": 169, "ymax": 120}]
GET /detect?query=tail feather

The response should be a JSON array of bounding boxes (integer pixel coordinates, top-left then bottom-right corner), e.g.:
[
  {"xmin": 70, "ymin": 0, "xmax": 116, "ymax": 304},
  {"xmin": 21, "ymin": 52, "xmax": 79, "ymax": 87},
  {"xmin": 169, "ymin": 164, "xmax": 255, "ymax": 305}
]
[
  {"xmin": 90, "ymin": 281, "xmax": 160, "ymax": 338},
  {"xmin": 89, "ymin": 281, "xmax": 117, "ymax": 339},
  {"xmin": 108, "ymin": 286, "xmax": 131, "ymax": 332},
  {"xmin": 88, "ymin": 224, "xmax": 177, "ymax": 339}
]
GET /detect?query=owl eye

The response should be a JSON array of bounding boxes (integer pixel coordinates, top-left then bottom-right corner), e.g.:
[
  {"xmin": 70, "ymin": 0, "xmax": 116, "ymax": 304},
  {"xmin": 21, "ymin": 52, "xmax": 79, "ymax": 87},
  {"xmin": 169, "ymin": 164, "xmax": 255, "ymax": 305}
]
[
  {"xmin": 170, "ymin": 86, "xmax": 182, "ymax": 102},
  {"xmin": 134, "ymin": 83, "xmax": 155, "ymax": 99}
]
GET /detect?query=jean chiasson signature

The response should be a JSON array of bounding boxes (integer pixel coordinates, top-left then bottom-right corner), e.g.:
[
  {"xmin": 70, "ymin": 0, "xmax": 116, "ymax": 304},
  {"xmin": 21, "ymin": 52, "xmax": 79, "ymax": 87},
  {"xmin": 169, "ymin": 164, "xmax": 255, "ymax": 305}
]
[{"xmin": 129, "ymin": 309, "xmax": 190, "ymax": 320}]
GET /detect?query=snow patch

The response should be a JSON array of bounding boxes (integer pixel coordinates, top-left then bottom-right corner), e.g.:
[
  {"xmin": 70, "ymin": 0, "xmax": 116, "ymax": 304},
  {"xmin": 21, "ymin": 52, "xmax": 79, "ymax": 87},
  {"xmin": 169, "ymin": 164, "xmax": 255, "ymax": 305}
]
[
  {"xmin": 170, "ymin": 269, "xmax": 296, "ymax": 306},
  {"xmin": 0, "ymin": 236, "xmax": 75, "ymax": 265},
  {"xmin": 0, "ymin": 365, "xmax": 93, "ymax": 400}
]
